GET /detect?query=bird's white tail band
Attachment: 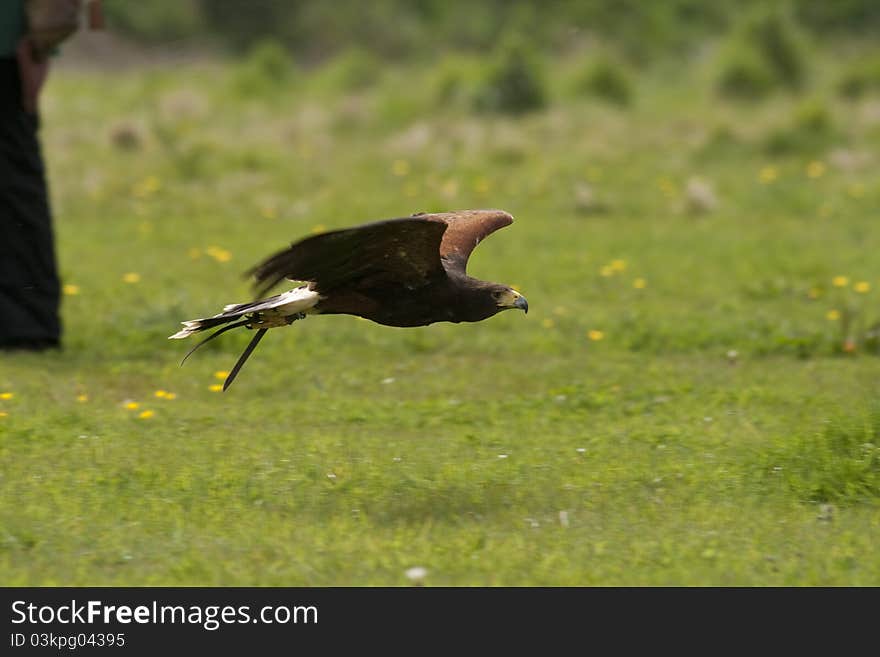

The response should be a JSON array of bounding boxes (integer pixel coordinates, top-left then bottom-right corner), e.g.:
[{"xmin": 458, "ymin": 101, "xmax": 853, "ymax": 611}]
[{"xmin": 168, "ymin": 286, "xmax": 321, "ymax": 339}]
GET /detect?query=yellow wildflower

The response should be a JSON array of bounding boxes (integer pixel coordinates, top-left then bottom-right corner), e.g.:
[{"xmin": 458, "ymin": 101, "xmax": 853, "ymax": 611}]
[
  {"xmin": 0, "ymin": 411, "xmax": 7, "ymax": 418},
  {"xmin": 124, "ymin": 401, "xmax": 140, "ymax": 410},
  {"xmin": 209, "ymin": 384, "xmax": 223, "ymax": 392},
  {"xmin": 758, "ymin": 166, "xmax": 778, "ymax": 184},
  {"xmin": 0, "ymin": 392, "xmax": 13, "ymax": 400},
  {"xmin": 214, "ymin": 371, "xmax": 229, "ymax": 380},
  {"xmin": 847, "ymin": 183, "xmax": 865, "ymax": 199},
  {"xmin": 132, "ymin": 175, "xmax": 161, "ymax": 198},
  {"xmin": 854, "ymin": 281, "xmax": 870, "ymax": 294},
  {"xmin": 610, "ymin": 259, "xmax": 627, "ymax": 272},
  {"xmin": 826, "ymin": 310, "xmax": 840, "ymax": 321},
  {"xmin": 633, "ymin": 278, "xmax": 647, "ymax": 289},
  {"xmin": 832, "ymin": 276, "xmax": 849, "ymax": 288},
  {"xmin": 138, "ymin": 410, "xmax": 155, "ymax": 419},
  {"xmin": 657, "ymin": 177, "xmax": 675, "ymax": 196},
  {"xmin": 806, "ymin": 161, "xmax": 826, "ymax": 179},
  {"xmin": 122, "ymin": 272, "xmax": 141, "ymax": 284},
  {"xmin": 205, "ymin": 246, "xmax": 232, "ymax": 263},
  {"xmin": 587, "ymin": 330, "xmax": 604, "ymax": 341},
  {"xmin": 441, "ymin": 179, "xmax": 459, "ymax": 198},
  {"xmin": 76, "ymin": 394, "xmax": 88, "ymax": 403},
  {"xmin": 63, "ymin": 284, "xmax": 80, "ymax": 296},
  {"xmin": 391, "ymin": 160, "xmax": 410, "ymax": 176}
]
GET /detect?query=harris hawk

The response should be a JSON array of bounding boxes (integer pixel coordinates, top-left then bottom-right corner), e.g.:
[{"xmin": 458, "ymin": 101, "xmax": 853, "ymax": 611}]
[{"xmin": 170, "ymin": 209, "xmax": 528, "ymax": 390}]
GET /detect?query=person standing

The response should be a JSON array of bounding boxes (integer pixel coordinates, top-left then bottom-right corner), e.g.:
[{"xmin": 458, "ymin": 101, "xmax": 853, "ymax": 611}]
[{"xmin": 0, "ymin": 1, "xmax": 61, "ymax": 350}]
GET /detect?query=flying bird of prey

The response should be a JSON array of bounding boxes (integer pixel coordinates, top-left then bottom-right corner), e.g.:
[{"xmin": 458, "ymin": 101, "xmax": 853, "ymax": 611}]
[{"xmin": 170, "ymin": 209, "xmax": 528, "ymax": 390}]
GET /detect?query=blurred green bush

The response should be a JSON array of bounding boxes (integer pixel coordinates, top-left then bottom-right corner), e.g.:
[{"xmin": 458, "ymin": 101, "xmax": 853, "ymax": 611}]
[
  {"xmin": 762, "ymin": 98, "xmax": 836, "ymax": 154},
  {"xmin": 472, "ymin": 35, "xmax": 547, "ymax": 114},
  {"xmin": 716, "ymin": 6, "xmax": 810, "ymax": 100},
  {"xmin": 316, "ymin": 48, "xmax": 384, "ymax": 92},
  {"xmin": 572, "ymin": 56, "xmax": 634, "ymax": 106},
  {"xmin": 837, "ymin": 57, "xmax": 880, "ymax": 99},
  {"xmin": 431, "ymin": 55, "xmax": 478, "ymax": 106},
  {"xmin": 717, "ymin": 49, "xmax": 777, "ymax": 100},
  {"xmin": 231, "ymin": 39, "xmax": 298, "ymax": 96}
]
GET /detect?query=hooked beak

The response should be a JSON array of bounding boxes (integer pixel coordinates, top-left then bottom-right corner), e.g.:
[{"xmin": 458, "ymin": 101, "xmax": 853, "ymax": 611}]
[{"xmin": 498, "ymin": 288, "xmax": 528, "ymax": 314}]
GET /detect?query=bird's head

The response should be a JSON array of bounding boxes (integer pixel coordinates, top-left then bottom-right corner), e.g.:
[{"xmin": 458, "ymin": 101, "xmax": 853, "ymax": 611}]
[
  {"xmin": 456, "ymin": 281, "xmax": 529, "ymax": 323},
  {"xmin": 492, "ymin": 285, "xmax": 529, "ymax": 315}
]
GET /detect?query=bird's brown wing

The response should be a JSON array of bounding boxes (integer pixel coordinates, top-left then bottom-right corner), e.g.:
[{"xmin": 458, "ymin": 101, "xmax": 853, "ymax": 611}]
[
  {"xmin": 248, "ymin": 217, "xmax": 449, "ymax": 297},
  {"xmin": 416, "ymin": 209, "xmax": 514, "ymax": 275}
]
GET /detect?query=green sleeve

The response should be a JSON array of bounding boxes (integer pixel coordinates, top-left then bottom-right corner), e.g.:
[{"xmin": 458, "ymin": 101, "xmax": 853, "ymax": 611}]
[{"xmin": 0, "ymin": 1, "xmax": 25, "ymax": 58}]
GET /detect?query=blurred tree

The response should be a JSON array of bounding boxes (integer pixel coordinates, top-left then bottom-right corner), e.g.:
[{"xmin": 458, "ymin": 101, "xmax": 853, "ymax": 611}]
[
  {"xmin": 200, "ymin": 0, "xmax": 296, "ymax": 51},
  {"xmin": 97, "ymin": 0, "xmax": 880, "ymax": 60},
  {"xmin": 795, "ymin": 0, "xmax": 880, "ymax": 33},
  {"xmin": 103, "ymin": 0, "xmax": 203, "ymax": 42}
]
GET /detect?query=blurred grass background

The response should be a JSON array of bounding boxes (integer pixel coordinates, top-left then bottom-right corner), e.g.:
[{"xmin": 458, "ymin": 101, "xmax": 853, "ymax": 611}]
[{"xmin": 1, "ymin": 0, "xmax": 879, "ymax": 585}]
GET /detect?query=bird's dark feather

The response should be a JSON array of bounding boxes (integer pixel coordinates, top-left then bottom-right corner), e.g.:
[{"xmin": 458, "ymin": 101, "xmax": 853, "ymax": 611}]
[
  {"xmin": 247, "ymin": 210, "xmax": 514, "ymax": 297},
  {"xmin": 248, "ymin": 217, "xmax": 448, "ymax": 298}
]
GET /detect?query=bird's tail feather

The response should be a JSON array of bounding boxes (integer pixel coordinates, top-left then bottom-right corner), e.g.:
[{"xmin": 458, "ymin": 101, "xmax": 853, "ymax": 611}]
[
  {"xmin": 179, "ymin": 317, "xmax": 251, "ymax": 366},
  {"xmin": 169, "ymin": 287, "xmax": 318, "ymax": 341},
  {"xmin": 168, "ymin": 309, "xmax": 247, "ymax": 340},
  {"xmin": 170, "ymin": 287, "xmax": 318, "ymax": 389}
]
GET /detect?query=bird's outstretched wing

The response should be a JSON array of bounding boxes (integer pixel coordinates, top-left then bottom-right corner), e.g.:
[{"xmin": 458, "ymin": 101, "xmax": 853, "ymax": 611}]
[
  {"xmin": 248, "ymin": 217, "xmax": 448, "ymax": 297},
  {"xmin": 416, "ymin": 209, "xmax": 513, "ymax": 275}
]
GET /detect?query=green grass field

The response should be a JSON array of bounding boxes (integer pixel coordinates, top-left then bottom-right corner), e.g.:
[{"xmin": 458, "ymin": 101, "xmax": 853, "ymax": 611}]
[{"xmin": 2, "ymin": 47, "xmax": 880, "ymax": 585}]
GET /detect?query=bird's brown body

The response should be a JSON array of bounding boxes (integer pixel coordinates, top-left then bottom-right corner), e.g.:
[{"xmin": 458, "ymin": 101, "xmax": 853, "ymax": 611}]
[
  {"xmin": 171, "ymin": 209, "xmax": 528, "ymax": 389},
  {"xmin": 314, "ymin": 272, "xmax": 508, "ymax": 327}
]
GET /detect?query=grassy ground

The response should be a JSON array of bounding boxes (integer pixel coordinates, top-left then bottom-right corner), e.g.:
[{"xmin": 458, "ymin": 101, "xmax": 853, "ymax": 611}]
[{"xmin": 1, "ymin": 47, "xmax": 879, "ymax": 585}]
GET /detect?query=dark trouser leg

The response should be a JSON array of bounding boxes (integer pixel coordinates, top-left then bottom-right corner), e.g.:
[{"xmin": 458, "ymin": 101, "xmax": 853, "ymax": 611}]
[{"xmin": 0, "ymin": 57, "xmax": 61, "ymax": 348}]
